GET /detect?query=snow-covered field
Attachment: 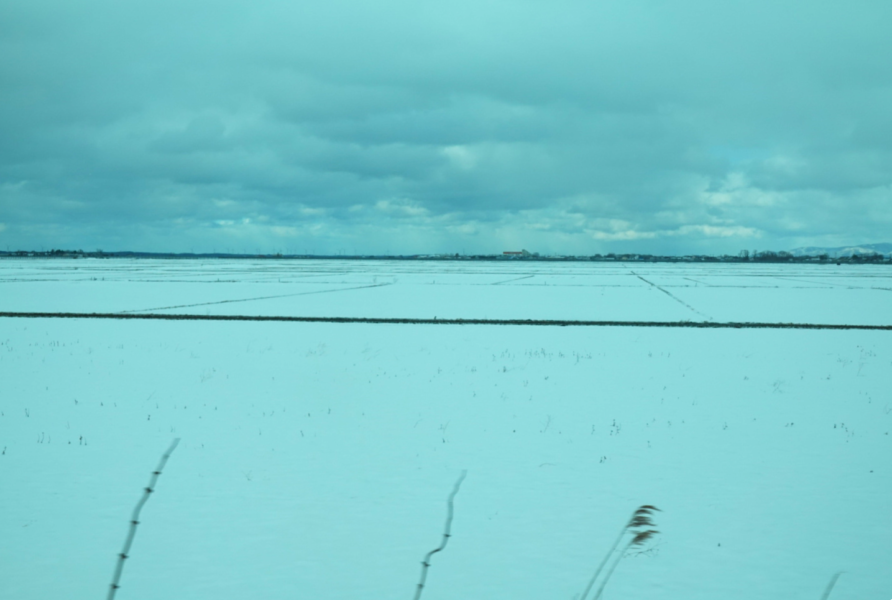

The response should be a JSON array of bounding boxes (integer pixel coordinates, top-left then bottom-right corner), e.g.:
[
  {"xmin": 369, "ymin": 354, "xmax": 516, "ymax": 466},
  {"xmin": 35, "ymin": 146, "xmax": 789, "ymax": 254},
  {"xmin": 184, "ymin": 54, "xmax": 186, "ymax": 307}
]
[{"xmin": 1, "ymin": 259, "xmax": 890, "ymax": 600}]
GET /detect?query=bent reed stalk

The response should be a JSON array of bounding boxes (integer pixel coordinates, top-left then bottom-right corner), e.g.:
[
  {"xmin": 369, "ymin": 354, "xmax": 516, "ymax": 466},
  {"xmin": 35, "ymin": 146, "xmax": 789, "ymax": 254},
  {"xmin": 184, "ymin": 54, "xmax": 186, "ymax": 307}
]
[
  {"xmin": 591, "ymin": 529, "xmax": 659, "ymax": 600},
  {"xmin": 412, "ymin": 470, "xmax": 467, "ymax": 600},
  {"xmin": 107, "ymin": 438, "xmax": 180, "ymax": 600},
  {"xmin": 579, "ymin": 505, "xmax": 660, "ymax": 600},
  {"xmin": 820, "ymin": 572, "xmax": 843, "ymax": 600}
]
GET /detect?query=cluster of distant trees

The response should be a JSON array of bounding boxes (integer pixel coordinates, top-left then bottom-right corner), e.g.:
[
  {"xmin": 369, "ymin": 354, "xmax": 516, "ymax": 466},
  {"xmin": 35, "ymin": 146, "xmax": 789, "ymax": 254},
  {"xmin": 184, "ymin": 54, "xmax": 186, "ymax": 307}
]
[
  {"xmin": 737, "ymin": 249, "xmax": 889, "ymax": 263},
  {"xmin": 1, "ymin": 248, "xmax": 890, "ymax": 263},
  {"xmin": 2, "ymin": 249, "xmax": 99, "ymax": 257}
]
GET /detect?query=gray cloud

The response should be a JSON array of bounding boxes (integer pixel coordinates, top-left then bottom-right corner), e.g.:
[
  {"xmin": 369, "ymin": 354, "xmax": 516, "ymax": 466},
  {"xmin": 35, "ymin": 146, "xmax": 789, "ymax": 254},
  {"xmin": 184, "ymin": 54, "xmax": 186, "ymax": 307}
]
[{"xmin": 1, "ymin": 0, "xmax": 891, "ymax": 254}]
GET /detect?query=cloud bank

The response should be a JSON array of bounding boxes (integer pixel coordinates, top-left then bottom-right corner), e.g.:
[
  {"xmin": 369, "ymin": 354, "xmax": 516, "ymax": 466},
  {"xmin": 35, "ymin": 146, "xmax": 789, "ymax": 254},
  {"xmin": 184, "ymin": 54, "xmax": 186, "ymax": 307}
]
[{"xmin": 2, "ymin": 0, "xmax": 891, "ymax": 253}]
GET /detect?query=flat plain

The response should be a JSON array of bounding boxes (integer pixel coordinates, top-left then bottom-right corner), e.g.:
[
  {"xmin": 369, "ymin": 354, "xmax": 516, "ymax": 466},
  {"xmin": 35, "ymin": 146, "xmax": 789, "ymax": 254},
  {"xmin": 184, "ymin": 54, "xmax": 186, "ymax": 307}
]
[{"xmin": 1, "ymin": 258, "xmax": 890, "ymax": 600}]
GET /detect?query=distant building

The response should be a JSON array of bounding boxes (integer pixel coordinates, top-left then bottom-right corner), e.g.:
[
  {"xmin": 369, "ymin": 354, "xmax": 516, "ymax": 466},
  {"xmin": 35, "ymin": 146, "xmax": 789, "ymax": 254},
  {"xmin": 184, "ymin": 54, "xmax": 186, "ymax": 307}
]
[{"xmin": 502, "ymin": 249, "xmax": 537, "ymax": 258}]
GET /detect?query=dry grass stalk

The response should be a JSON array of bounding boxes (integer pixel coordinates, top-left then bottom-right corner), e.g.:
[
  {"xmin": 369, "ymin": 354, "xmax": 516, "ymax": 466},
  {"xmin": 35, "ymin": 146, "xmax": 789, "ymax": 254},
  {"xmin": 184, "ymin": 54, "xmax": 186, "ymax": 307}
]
[
  {"xmin": 819, "ymin": 571, "xmax": 843, "ymax": 600},
  {"xmin": 579, "ymin": 505, "xmax": 660, "ymax": 600},
  {"xmin": 107, "ymin": 438, "xmax": 180, "ymax": 600},
  {"xmin": 412, "ymin": 470, "xmax": 467, "ymax": 600},
  {"xmin": 591, "ymin": 528, "xmax": 659, "ymax": 600}
]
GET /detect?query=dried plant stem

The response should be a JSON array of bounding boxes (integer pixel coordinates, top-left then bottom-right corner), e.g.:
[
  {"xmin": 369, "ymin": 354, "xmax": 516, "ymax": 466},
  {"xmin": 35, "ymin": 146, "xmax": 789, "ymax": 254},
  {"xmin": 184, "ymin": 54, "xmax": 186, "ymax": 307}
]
[
  {"xmin": 579, "ymin": 505, "xmax": 659, "ymax": 600},
  {"xmin": 107, "ymin": 438, "xmax": 180, "ymax": 600},
  {"xmin": 592, "ymin": 529, "xmax": 658, "ymax": 600},
  {"xmin": 591, "ymin": 535, "xmax": 634, "ymax": 600},
  {"xmin": 589, "ymin": 532, "xmax": 628, "ymax": 600},
  {"xmin": 578, "ymin": 527, "xmax": 626, "ymax": 600},
  {"xmin": 412, "ymin": 470, "xmax": 467, "ymax": 600},
  {"xmin": 819, "ymin": 572, "xmax": 843, "ymax": 600}
]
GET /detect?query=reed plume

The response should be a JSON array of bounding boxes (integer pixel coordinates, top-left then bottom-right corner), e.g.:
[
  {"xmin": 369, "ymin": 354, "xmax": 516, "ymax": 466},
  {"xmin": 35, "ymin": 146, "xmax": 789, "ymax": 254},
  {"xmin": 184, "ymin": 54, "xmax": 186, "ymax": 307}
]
[{"xmin": 578, "ymin": 505, "xmax": 660, "ymax": 600}]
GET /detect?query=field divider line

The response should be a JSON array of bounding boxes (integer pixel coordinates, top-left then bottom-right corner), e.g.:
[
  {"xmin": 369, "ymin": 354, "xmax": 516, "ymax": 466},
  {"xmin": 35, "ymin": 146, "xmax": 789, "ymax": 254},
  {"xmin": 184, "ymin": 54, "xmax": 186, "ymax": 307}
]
[
  {"xmin": 632, "ymin": 272, "xmax": 711, "ymax": 319},
  {"xmin": 491, "ymin": 275, "xmax": 536, "ymax": 285},
  {"xmin": 683, "ymin": 277, "xmax": 712, "ymax": 286},
  {"xmin": 116, "ymin": 282, "xmax": 392, "ymax": 313},
  {"xmin": 1, "ymin": 312, "xmax": 890, "ymax": 330},
  {"xmin": 771, "ymin": 275, "xmax": 852, "ymax": 289}
]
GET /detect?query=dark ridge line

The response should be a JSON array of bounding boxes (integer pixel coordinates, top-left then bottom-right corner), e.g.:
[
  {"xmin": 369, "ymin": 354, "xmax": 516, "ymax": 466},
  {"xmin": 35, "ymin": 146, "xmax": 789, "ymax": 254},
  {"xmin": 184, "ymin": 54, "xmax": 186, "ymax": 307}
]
[
  {"xmin": 118, "ymin": 282, "xmax": 391, "ymax": 314},
  {"xmin": 631, "ymin": 271, "xmax": 711, "ymax": 320},
  {"xmin": 1, "ymin": 312, "xmax": 890, "ymax": 330},
  {"xmin": 491, "ymin": 274, "xmax": 536, "ymax": 285}
]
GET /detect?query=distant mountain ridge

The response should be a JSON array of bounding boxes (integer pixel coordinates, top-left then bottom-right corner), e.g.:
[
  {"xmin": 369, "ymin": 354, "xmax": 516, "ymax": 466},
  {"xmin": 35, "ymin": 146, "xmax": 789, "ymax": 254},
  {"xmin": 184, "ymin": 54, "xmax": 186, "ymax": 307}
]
[{"xmin": 789, "ymin": 243, "xmax": 892, "ymax": 257}]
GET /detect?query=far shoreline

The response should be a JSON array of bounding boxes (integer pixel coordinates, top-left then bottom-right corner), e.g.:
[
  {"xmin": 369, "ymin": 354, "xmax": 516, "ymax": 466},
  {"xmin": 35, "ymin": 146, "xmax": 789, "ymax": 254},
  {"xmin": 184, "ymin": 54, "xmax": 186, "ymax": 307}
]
[{"xmin": 2, "ymin": 249, "xmax": 890, "ymax": 265}]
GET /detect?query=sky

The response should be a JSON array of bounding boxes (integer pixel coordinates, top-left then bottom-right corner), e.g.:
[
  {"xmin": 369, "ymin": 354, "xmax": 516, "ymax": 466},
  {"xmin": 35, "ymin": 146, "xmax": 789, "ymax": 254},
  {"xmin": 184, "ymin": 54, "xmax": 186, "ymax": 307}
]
[{"xmin": 1, "ymin": 0, "xmax": 891, "ymax": 255}]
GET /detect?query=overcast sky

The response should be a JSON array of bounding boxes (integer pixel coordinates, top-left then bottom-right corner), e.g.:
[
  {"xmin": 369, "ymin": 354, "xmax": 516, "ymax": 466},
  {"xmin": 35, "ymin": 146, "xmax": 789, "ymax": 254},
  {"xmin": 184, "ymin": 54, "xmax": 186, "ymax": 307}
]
[{"xmin": 1, "ymin": 0, "xmax": 890, "ymax": 255}]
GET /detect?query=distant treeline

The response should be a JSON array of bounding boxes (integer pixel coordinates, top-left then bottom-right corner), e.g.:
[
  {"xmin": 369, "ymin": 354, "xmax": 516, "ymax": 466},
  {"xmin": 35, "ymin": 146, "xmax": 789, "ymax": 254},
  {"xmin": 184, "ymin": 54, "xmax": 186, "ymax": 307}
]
[{"xmin": 1, "ymin": 249, "xmax": 890, "ymax": 264}]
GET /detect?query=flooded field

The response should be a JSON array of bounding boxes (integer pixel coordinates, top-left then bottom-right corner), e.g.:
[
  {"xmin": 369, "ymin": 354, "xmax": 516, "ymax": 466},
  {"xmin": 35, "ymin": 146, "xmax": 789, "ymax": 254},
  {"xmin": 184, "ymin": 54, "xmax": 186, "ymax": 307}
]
[{"xmin": 1, "ymin": 259, "xmax": 890, "ymax": 600}]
